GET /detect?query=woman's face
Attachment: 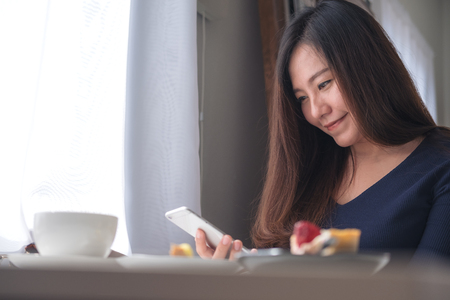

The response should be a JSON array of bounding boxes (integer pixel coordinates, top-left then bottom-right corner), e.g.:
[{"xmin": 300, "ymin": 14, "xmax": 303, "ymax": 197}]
[{"xmin": 288, "ymin": 44, "xmax": 364, "ymax": 148}]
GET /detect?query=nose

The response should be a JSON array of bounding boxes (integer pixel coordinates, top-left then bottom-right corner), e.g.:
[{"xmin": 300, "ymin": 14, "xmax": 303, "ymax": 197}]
[{"xmin": 309, "ymin": 94, "xmax": 331, "ymax": 119}]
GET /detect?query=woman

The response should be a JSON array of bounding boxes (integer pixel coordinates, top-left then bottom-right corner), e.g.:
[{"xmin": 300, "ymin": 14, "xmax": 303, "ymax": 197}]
[{"xmin": 196, "ymin": 0, "xmax": 450, "ymax": 261}]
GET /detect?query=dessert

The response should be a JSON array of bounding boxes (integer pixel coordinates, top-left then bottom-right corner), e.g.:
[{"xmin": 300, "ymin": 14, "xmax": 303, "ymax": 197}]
[
  {"xmin": 169, "ymin": 243, "xmax": 194, "ymax": 257},
  {"xmin": 293, "ymin": 221, "xmax": 321, "ymax": 246},
  {"xmin": 25, "ymin": 243, "xmax": 39, "ymax": 254},
  {"xmin": 322, "ymin": 228, "xmax": 361, "ymax": 256},
  {"xmin": 290, "ymin": 221, "xmax": 361, "ymax": 256}
]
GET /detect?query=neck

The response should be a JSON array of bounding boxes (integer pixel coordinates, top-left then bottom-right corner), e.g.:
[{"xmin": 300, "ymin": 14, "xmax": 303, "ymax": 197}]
[{"xmin": 350, "ymin": 137, "xmax": 424, "ymax": 163}]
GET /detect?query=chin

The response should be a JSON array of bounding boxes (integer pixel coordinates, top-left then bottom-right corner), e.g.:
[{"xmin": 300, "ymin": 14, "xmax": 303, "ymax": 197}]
[
  {"xmin": 330, "ymin": 130, "xmax": 363, "ymax": 148},
  {"xmin": 332, "ymin": 136, "xmax": 357, "ymax": 148},
  {"xmin": 334, "ymin": 140, "xmax": 352, "ymax": 148}
]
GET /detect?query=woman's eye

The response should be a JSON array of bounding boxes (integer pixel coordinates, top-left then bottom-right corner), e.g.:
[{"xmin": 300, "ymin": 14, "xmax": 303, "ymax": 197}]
[
  {"xmin": 296, "ymin": 96, "xmax": 307, "ymax": 103},
  {"xmin": 318, "ymin": 80, "xmax": 331, "ymax": 90}
]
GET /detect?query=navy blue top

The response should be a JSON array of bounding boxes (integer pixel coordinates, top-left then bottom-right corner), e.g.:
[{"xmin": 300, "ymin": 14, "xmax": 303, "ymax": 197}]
[{"xmin": 329, "ymin": 130, "xmax": 450, "ymax": 261}]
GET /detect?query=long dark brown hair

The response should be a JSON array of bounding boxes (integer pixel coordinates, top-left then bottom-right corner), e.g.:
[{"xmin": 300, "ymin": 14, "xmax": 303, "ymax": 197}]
[{"xmin": 252, "ymin": 0, "xmax": 440, "ymax": 249}]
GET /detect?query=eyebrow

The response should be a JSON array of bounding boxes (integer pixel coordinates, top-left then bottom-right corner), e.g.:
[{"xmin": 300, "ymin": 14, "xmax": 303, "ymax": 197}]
[
  {"xmin": 292, "ymin": 67, "xmax": 330, "ymax": 93},
  {"xmin": 309, "ymin": 67, "xmax": 329, "ymax": 84}
]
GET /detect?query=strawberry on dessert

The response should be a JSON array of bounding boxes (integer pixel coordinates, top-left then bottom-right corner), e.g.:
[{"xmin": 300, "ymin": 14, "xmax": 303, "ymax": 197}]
[
  {"xmin": 290, "ymin": 221, "xmax": 325, "ymax": 255},
  {"xmin": 293, "ymin": 221, "xmax": 321, "ymax": 246},
  {"xmin": 290, "ymin": 221, "xmax": 361, "ymax": 256}
]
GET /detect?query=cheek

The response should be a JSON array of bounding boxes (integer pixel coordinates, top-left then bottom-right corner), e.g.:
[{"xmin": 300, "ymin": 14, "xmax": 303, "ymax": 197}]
[{"xmin": 331, "ymin": 88, "xmax": 347, "ymax": 110}]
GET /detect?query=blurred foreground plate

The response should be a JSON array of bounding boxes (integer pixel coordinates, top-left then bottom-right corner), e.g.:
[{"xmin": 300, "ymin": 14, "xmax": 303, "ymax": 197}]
[
  {"xmin": 116, "ymin": 254, "xmax": 244, "ymax": 275},
  {"xmin": 236, "ymin": 249, "xmax": 390, "ymax": 277}
]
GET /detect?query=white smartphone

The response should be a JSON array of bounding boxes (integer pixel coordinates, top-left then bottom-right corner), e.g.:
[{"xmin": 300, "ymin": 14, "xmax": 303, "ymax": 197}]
[{"xmin": 165, "ymin": 206, "xmax": 250, "ymax": 253}]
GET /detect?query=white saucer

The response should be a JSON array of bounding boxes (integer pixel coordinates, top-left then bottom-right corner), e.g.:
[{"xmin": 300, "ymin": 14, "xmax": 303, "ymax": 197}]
[
  {"xmin": 7, "ymin": 253, "xmax": 124, "ymax": 272},
  {"xmin": 8, "ymin": 253, "xmax": 244, "ymax": 275}
]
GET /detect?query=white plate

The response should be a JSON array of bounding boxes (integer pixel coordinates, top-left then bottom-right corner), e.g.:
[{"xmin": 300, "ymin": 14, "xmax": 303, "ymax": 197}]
[
  {"xmin": 237, "ymin": 251, "xmax": 390, "ymax": 277},
  {"xmin": 7, "ymin": 254, "xmax": 124, "ymax": 272},
  {"xmin": 8, "ymin": 254, "xmax": 243, "ymax": 275},
  {"xmin": 116, "ymin": 254, "xmax": 244, "ymax": 275}
]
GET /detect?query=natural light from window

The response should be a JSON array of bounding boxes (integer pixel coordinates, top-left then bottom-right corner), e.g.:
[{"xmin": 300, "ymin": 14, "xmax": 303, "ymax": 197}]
[{"xmin": 0, "ymin": 0, "xmax": 130, "ymax": 255}]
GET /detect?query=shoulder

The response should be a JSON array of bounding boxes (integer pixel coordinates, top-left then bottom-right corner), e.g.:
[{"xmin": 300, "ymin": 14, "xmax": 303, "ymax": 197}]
[
  {"xmin": 397, "ymin": 129, "xmax": 450, "ymax": 193},
  {"xmin": 427, "ymin": 127, "xmax": 450, "ymax": 143},
  {"xmin": 416, "ymin": 129, "xmax": 450, "ymax": 196},
  {"xmin": 414, "ymin": 128, "xmax": 450, "ymax": 161}
]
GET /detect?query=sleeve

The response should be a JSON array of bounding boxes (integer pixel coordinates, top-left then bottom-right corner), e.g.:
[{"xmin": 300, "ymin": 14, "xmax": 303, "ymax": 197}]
[{"xmin": 413, "ymin": 170, "xmax": 450, "ymax": 263}]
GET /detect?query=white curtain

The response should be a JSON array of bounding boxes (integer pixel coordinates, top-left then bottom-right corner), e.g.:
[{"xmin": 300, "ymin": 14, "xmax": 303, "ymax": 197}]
[
  {"xmin": 0, "ymin": 0, "xmax": 47, "ymax": 253},
  {"xmin": 0, "ymin": 0, "xmax": 131, "ymax": 255},
  {"xmin": 125, "ymin": 0, "xmax": 201, "ymax": 255},
  {"xmin": 0, "ymin": 0, "xmax": 200, "ymax": 256},
  {"xmin": 379, "ymin": 0, "xmax": 437, "ymax": 121}
]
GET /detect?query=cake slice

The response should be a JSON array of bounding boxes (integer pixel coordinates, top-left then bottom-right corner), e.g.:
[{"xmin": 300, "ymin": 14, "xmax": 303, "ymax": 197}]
[
  {"xmin": 320, "ymin": 228, "xmax": 361, "ymax": 256},
  {"xmin": 290, "ymin": 221, "xmax": 361, "ymax": 256},
  {"xmin": 169, "ymin": 243, "xmax": 194, "ymax": 257}
]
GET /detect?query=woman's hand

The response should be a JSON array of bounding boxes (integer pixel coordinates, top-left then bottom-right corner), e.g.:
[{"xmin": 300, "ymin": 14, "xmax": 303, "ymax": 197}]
[{"xmin": 195, "ymin": 229, "xmax": 244, "ymax": 260}]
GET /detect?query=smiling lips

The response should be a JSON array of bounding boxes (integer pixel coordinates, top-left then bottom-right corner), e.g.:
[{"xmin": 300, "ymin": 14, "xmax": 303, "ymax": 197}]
[{"xmin": 324, "ymin": 113, "xmax": 348, "ymax": 131}]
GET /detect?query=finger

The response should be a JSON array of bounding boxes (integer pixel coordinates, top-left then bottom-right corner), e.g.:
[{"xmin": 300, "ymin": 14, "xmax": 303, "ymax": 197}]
[
  {"xmin": 212, "ymin": 235, "xmax": 233, "ymax": 259},
  {"xmin": 195, "ymin": 229, "xmax": 215, "ymax": 259},
  {"xmin": 251, "ymin": 248, "xmax": 258, "ymax": 254},
  {"xmin": 228, "ymin": 239, "xmax": 243, "ymax": 261}
]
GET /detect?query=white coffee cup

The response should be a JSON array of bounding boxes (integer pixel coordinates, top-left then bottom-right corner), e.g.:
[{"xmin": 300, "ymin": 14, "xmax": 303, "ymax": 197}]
[{"xmin": 33, "ymin": 211, "xmax": 118, "ymax": 258}]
